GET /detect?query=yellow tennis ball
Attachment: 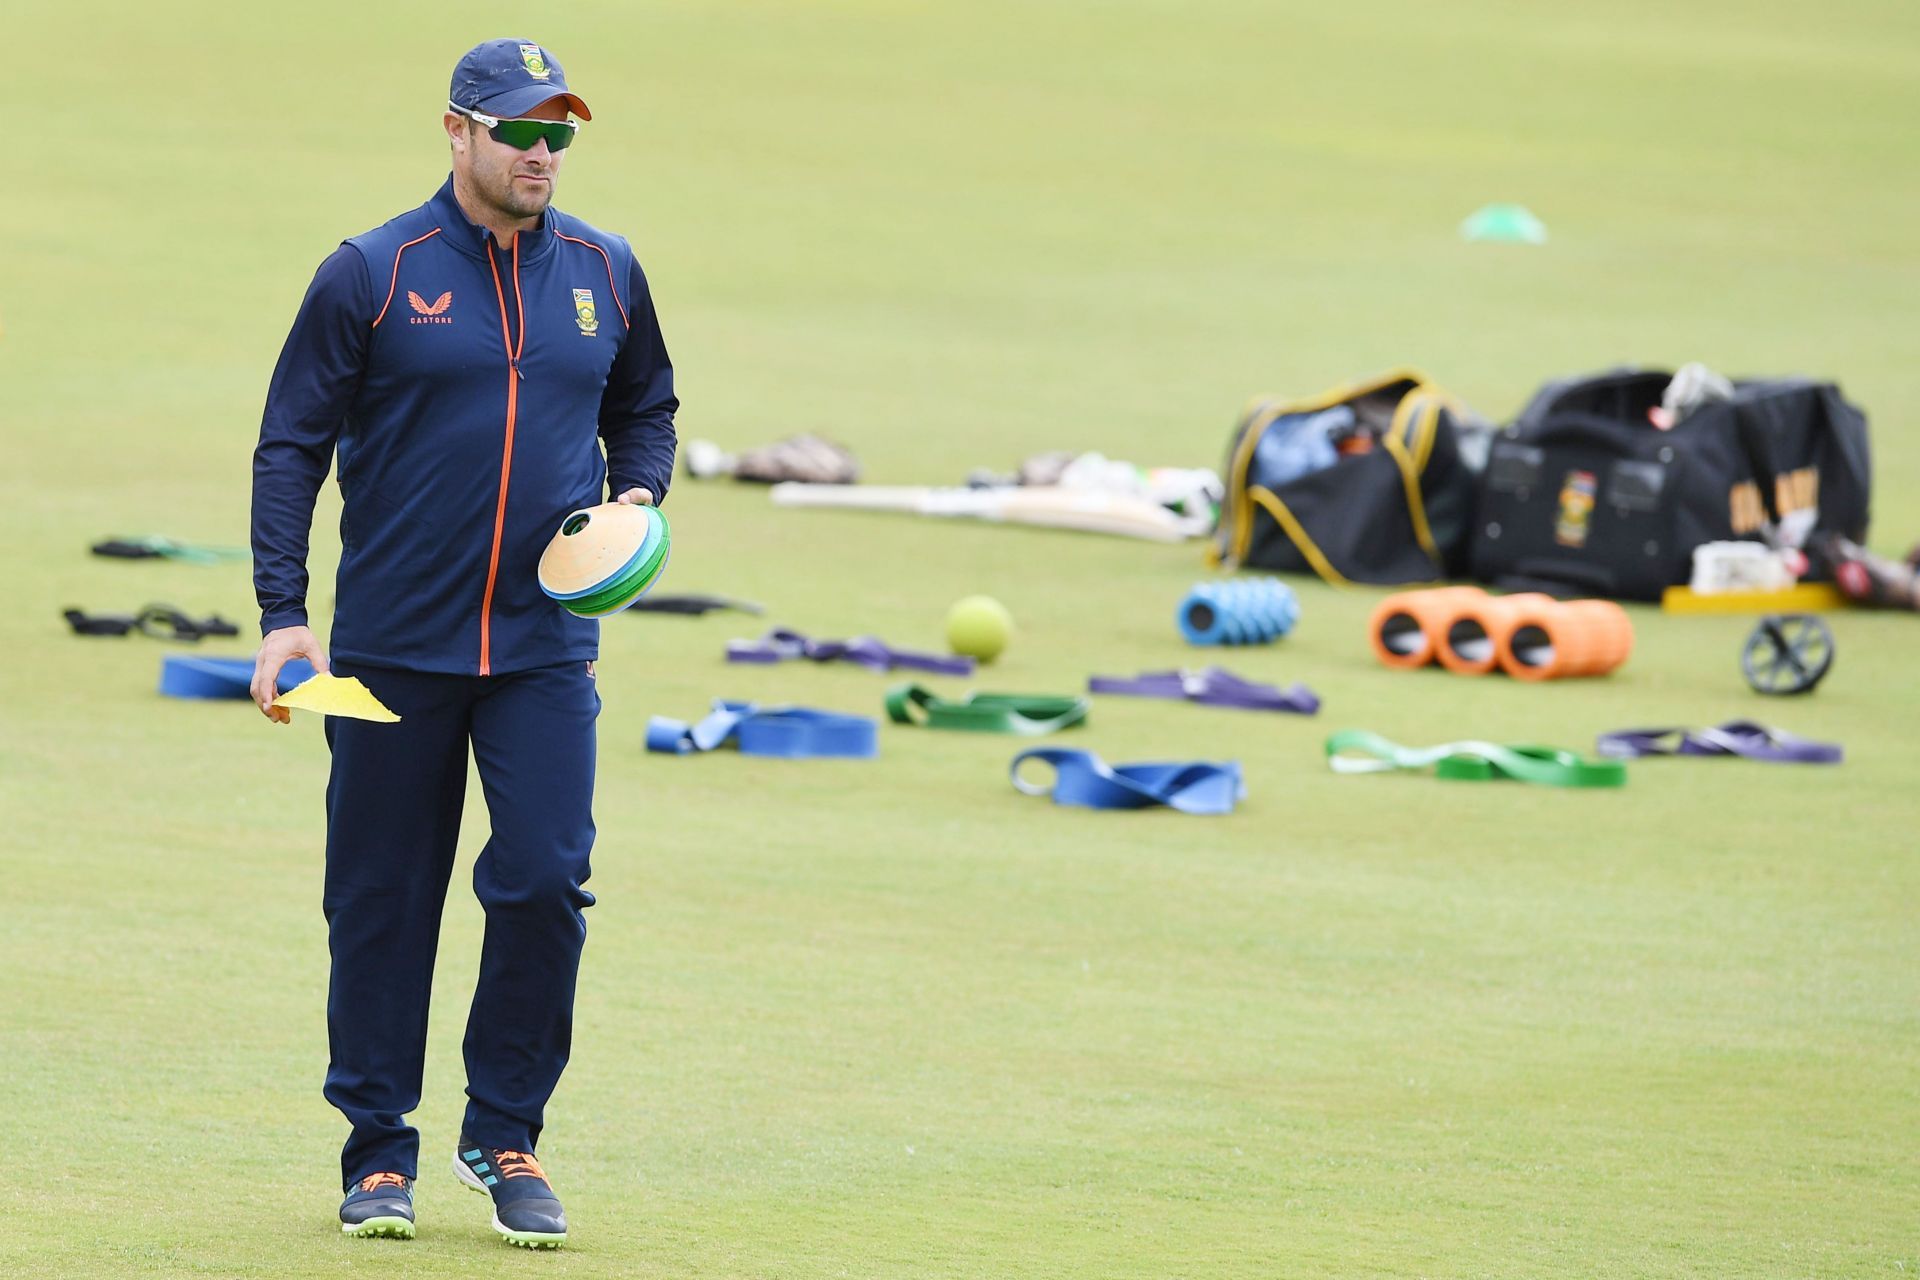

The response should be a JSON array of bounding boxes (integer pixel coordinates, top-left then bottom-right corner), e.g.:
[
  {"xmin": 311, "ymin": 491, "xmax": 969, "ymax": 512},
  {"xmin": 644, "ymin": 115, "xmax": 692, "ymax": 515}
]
[{"xmin": 946, "ymin": 595, "xmax": 1013, "ymax": 662}]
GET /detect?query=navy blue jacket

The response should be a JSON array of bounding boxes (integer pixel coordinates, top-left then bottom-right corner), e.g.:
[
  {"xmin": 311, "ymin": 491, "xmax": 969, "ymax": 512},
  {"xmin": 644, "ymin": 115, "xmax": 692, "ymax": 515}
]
[{"xmin": 253, "ymin": 177, "xmax": 677, "ymax": 675}]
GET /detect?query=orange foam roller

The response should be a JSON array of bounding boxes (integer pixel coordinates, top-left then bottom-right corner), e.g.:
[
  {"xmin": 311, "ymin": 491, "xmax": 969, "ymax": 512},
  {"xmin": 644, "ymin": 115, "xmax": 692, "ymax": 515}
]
[
  {"xmin": 1435, "ymin": 592, "xmax": 1556, "ymax": 675},
  {"xmin": 1497, "ymin": 599, "xmax": 1634, "ymax": 681},
  {"xmin": 1367, "ymin": 586, "xmax": 1488, "ymax": 670}
]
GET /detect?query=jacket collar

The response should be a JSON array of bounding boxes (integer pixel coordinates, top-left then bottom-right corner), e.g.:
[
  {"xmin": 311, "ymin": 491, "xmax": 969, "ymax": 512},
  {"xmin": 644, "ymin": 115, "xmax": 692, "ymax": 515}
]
[{"xmin": 426, "ymin": 174, "xmax": 557, "ymax": 265}]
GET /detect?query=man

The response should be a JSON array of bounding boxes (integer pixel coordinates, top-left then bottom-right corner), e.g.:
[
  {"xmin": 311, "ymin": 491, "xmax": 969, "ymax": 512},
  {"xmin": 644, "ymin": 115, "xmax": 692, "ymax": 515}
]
[{"xmin": 249, "ymin": 38, "xmax": 676, "ymax": 1249}]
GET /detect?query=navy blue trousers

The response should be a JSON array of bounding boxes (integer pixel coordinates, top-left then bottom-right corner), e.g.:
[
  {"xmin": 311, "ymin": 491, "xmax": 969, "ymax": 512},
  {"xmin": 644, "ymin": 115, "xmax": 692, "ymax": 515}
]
[{"xmin": 322, "ymin": 659, "xmax": 599, "ymax": 1188}]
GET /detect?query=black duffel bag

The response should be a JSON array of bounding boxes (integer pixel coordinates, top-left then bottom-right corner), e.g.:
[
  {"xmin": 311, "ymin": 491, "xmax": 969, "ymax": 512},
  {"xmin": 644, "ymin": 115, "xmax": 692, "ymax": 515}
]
[
  {"xmin": 1212, "ymin": 369, "xmax": 1488, "ymax": 585},
  {"xmin": 1467, "ymin": 368, "xmax": 1871, "ymax": 600}
]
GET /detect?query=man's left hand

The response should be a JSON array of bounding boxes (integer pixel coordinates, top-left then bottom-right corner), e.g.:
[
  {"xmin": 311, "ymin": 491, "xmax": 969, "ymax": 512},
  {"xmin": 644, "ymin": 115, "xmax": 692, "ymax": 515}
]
[{"xmin": 615, "ymin": 488, "xmax": 654, "ymax": 506}]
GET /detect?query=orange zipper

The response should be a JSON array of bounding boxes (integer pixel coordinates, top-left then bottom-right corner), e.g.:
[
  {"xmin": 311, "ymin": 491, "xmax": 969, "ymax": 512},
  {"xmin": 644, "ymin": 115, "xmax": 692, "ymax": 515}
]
[{"xmin": 479, "ymin": 235, "xmax": 526, "ymax": 676}]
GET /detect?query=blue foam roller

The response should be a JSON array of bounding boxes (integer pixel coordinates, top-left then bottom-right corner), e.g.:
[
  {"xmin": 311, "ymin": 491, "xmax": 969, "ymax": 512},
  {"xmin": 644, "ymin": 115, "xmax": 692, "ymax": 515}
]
[
  {"xmin": 160, "ymin": 655, "xmax": 316, "ymax": 700},
  {"xmin": 1177, "ymin": 578, "xmax": 1300, "ymax": 646}
]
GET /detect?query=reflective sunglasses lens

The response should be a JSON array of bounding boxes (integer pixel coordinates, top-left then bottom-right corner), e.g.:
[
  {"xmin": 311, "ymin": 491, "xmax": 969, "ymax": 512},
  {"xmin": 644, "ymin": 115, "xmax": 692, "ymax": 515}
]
[{"xmin": 490, "ymin": 119, "xmax": 576, "ymax": 151}]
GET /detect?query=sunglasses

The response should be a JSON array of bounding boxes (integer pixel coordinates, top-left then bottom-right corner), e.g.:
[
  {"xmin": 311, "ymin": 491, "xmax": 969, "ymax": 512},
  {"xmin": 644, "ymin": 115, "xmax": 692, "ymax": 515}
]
[{"xmin": 450, "ymin": 102, "xmax": 579, "ymax": 152}]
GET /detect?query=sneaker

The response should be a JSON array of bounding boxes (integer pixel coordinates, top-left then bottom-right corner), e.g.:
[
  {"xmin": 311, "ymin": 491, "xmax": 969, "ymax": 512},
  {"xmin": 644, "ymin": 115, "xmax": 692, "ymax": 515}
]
[
  {"xmin": 339, "ymin": 1171, "xmax": 416, "ymax": 1239},
  {"xmin": 452, "ymin": 1137, "xmax": 568, "ymax": 1249}
]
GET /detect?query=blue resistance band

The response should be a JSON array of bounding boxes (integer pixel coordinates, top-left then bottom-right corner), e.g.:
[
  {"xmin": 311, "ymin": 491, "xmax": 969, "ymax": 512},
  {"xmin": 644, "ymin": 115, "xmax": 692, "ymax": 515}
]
[
  {"xmin": 1009, "ymin": 748, "xmax": 1245, "ymax": 815},
  {"xmin": 646, "ymin": 701, "xmax": 878, "ymax": 759}
]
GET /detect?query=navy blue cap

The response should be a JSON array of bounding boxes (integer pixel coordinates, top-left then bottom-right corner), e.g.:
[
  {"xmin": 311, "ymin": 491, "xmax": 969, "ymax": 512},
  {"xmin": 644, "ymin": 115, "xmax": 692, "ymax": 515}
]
[{"xmin": 450, "ymin": 39, "xmax": 591, "ymax": 120}]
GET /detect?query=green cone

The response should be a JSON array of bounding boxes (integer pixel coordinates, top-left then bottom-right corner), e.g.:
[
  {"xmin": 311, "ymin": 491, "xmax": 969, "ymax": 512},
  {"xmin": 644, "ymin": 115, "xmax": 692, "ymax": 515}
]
[{"xmin": 1459, "ymin": 203, "xmax": 1547, "ymax": 244}]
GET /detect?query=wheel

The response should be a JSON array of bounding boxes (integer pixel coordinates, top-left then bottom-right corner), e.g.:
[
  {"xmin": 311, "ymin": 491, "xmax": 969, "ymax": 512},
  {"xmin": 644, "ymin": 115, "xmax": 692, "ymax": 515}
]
[{"xmin": 1742, "ymin": 613, "xmax": 1834, "ymax": 695}]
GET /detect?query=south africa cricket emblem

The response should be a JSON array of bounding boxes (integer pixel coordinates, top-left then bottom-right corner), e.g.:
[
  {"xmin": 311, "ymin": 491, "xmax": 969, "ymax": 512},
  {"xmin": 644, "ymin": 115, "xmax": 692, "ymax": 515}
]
[
  {"xmin": 573, "ymin": 288, "xmax": 599, "ymax": 336},
  {"xmin": 1554, "ymin": 469, "xmax": 1597, "ymax": 548},
  {"xmin": 520, "ymin": 44, "xmax": 551, "ymax": 79}
]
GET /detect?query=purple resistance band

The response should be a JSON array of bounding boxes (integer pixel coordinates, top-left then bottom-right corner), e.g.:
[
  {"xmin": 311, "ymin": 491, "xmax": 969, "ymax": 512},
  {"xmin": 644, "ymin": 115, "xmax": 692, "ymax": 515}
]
[
  {"xmin": 1595, "ymin": 721, "xmax": 1842, "ymax": 764},
  {"xmin": 1087, "ymin": 666, "xmax": 1320, "ymax": 715},
  {"xmin": 726, "ymin": 627, "xmax": 975, "ymax": 676}
]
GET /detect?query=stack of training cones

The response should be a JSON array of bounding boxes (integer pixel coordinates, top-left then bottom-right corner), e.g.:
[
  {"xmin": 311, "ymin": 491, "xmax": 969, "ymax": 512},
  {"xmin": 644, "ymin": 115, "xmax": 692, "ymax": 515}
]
[
  {"xmin": 1367, "ymin": 586, "xmax": 1632, "ymax": 680},
  {"xmin": 538, "ymin": 503, "xmax": 672, "ymax": 618}
]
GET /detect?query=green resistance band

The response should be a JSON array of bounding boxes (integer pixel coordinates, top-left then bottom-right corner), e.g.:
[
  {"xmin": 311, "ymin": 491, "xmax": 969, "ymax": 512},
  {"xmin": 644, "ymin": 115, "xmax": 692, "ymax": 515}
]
[
  {"xmin": 1325, "ymin": 730, "xmax": 1626, "ymax": 787},
  {"xmin": 884, "ymin": 683, "xmax": 1089, "ymax": 735}
]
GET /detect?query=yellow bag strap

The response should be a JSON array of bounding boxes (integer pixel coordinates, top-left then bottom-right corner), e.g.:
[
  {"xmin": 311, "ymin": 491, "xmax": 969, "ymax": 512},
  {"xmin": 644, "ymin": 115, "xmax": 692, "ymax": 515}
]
[
  {"xmin": 1246, "ymin": 487, "xmax": 1354, "ymax": 586},
  {"xmin": 1219, "ymin": 368, "xmax": 1427, "ymax": 567},
  {"xmin": 1381, "ymin": 392, "xmax": 1444, "ymax": 571},
  {"xmin": 1407, "ymin": 386, "xmax": 1468, "ymax": 473}
]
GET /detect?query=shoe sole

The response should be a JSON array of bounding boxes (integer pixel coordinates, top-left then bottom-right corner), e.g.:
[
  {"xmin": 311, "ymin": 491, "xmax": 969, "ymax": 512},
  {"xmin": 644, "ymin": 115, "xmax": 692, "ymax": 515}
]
[
  {"xmin": 451, "ymin": 1153, "xmax": 567, "ymax": 1249},
  {"xmin": 341, "ymin": 1215, "xmax": 415, "ymax": 1239}
]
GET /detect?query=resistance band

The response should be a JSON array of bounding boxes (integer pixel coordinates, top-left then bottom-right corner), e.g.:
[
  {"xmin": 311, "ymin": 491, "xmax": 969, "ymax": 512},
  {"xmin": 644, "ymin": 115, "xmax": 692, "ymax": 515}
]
[
  {"xmin": 622, "ymin": 594, "xmax": 765, "ymax": 616},
  {"xmin": 1010, "ymin": 748, "xmax": 1245, "ymax": 815},
  {"xmin": 1087, "ymin": 666, "xmax": 1320, "ymax": 715},
  {"xmin": 885, "ymin": 684, "xmax": 1088, "ymax": 734},
  {"xmin": 1325, "ymin": 730, "xmax": 1626, "ymax": 787},
  {"xmin": 67, "ymin": 604, "xmax": 240, "ymax": 641},
  {"xmin": 1595, "ymin": 722, "xmax": 1841, "ymax": 764},
  {"xmin": 726, "ymin": 628, "xmax": 974, "ymax": 676},
  {"xmin": 647, "ymin": 701, "xmax": 878, "ymax": 758},
  {"xmin": 91, "ymin": 535, "xmax": 248, "ymax": 564}
]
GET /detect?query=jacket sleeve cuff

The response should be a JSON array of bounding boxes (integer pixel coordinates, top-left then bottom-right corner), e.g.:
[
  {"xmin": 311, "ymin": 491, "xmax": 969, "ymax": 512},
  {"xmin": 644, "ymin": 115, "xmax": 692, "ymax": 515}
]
[
  {"xmin": 609, "ymin": 475, "xmax": 661, "ymax": 503},
  {"xmin": 260, "ymin": 608, "xmax": 309, "ymax": 637}
]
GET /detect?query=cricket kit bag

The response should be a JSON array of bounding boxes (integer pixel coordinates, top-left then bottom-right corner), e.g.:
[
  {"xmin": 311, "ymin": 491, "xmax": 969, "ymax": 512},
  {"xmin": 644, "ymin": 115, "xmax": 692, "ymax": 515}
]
[
  {"xmin": 1212, "ymin": 369, "xmax": 1489, "ymax": 585},
  {"xmin": 1467, "ymin": 368, "xmax": 1872, "ymax": 600}
]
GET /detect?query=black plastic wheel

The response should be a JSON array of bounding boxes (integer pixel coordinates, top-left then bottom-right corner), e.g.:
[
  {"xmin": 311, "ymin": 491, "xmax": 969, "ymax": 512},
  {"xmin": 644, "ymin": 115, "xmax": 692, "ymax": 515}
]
[{"xmin": 1742, "ymin": 613, "xmax": 1834, "ymax": 696}]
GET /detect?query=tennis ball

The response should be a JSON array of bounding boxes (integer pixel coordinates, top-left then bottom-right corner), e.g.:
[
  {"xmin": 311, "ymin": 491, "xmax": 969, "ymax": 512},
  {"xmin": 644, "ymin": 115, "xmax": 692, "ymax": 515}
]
[{"xmin": 946, "ymin": 595, "xmax": 1013, "ymax": 662}]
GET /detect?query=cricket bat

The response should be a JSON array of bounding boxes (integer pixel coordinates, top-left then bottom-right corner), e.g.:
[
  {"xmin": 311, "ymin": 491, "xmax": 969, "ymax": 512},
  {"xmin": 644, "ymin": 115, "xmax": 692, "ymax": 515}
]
[{"xmin": 768, "ymin": 484, "xmax": 1196, "ymax": 542}]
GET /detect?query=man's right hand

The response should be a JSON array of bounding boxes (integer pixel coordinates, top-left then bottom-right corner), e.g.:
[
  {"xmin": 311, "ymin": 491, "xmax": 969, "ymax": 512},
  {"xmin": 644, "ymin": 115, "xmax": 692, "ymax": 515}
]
[{"xmin": 253, "ymin": 625, "xmax": 329, "ymax": 723}]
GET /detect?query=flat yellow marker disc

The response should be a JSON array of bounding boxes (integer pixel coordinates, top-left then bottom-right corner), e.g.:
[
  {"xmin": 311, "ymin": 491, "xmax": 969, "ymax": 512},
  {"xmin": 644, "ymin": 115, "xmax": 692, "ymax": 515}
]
[
  {"xmin": 1660, "ymin": 583, "xmax": 1848, "ymax": 614},
  {"xmin": 273, "ymin": 673, "xmax": 402, "ymax": 722}
]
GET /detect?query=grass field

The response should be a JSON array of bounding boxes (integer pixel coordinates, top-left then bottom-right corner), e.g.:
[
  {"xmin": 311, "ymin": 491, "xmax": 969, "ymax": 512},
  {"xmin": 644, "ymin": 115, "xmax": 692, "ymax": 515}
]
[{"xmin": 5, "ymin": 1, "xmax": 1918, "ymax": 1275}]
